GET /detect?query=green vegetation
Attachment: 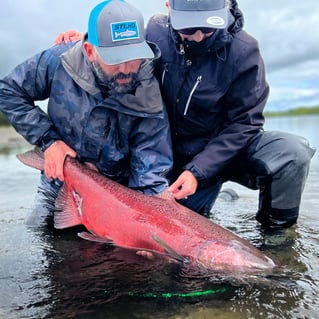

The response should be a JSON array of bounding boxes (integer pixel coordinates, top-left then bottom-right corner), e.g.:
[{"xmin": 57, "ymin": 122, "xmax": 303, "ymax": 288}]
[
  {"xmin": 0, "ymin": 112, "xmax": 10, "ymax": 126},
  {"xmin": 264, "ymin": 106, "xmax": 319, "ymax": 117},
  {"xmin": 1, "ymin": 106, "xmax": 319, "ymax": 126}
]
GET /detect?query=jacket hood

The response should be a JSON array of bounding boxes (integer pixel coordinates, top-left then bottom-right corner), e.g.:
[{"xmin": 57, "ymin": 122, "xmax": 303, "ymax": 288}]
[
  {"xmin": 61, "ymin": 40, "xmax": 98, "ymax": 96},
  {"xmin": 61, "ymin": 36, "xmax": 164, "ymax": 115},
  {"xmin": 229, "ymin": 0, "xmax": 244, "ymax": 34}
]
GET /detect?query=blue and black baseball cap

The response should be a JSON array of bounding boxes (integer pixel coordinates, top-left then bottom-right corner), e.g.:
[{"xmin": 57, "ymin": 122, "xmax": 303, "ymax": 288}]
[{"xmin": 88, "ymin": 0, "xmax": 154, "ymax": 65}]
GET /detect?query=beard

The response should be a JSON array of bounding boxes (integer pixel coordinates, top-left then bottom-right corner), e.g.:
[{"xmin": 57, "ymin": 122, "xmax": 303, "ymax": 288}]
[{"xmin": 92, "ymin": 60, "xmax": 139, "ymax": 94}]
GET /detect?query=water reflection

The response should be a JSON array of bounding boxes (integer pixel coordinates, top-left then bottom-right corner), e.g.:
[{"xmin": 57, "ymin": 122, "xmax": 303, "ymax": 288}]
[
  {"xmin": 264, "ymin": 115, "xmax": 318, "ymax": 165},
  {"xmin": 0, "ymin": 115, "xmax": 319, "ymax": 319},
  {"xmin": 18, "ymin": 226, "xmax": 238, "ymax": 319},
  {"xmin": 2, "ymin": 216, "xmax": 314, "ymax": 319}
]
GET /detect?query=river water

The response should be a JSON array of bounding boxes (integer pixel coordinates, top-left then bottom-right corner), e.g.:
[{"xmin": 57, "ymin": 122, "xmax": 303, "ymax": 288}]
[{"xmin": 0, "ymin": 115, "xmax": 318, "ymax": 319}]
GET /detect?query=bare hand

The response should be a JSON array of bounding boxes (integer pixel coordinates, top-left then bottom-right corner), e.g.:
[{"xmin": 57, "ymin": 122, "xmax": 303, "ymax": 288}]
[
  {"xmin": 84, "ymin": 162, "xmax": 99, "ymax": 172},
  {"xmin": 154, "ymin": 189, "xmax": 176, "ymax": 201},
  {"xmin": 54, "ymin": 30, "xmax": 84, "ymax": 45},
  {"xmin": 168, "ymin": 170, "xmax": 198, "ymax": 200},
  {"xmin": 44, "ymin": 140, "xmax": 76, "ymax": 181},
  {"xmin": 136, "ymin": 250, "xmax": 155, "ymax": 260}
]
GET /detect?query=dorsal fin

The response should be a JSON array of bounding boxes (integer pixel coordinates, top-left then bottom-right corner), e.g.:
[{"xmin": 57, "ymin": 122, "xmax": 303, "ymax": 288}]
[{"xmin": 16, "ymin": 147, "xmax": 45, "ymax": 171}]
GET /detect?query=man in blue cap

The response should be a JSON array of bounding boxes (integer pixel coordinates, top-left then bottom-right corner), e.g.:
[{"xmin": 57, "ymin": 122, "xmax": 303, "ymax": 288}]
[{"xmin": 0, "ymin": 0, "xmax": 173, "ymax": 225}]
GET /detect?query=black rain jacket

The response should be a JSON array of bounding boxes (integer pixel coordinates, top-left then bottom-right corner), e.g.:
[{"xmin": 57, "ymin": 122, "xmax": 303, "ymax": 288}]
[{"xmin": 146, "ymin": 1, "xmax": 269, "ymax": 186}]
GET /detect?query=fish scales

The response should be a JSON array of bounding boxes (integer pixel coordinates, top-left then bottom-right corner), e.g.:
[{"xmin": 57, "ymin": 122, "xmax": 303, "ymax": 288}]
[{"xmin": 17, "ymin": 148, "xmax": 279, "ymax": 274}]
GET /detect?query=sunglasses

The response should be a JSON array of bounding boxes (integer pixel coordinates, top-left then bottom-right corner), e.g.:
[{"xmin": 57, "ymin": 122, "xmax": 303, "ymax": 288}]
[{"xmin": 177, "ymin": 27, "xmax": 216, "ymax": 35}]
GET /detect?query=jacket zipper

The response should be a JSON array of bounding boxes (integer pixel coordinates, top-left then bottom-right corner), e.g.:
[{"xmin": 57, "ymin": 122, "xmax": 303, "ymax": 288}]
[
  {"xmin": 179, "ymin": 44, "xmax": 185, "ymax": 55},
  {"xmin": 161, "ymin": 63, "xmax": 168, "ymax": 86},
  {"xmin": 184, "ymin": 75, "xmax": 202, "ymax": 116}
]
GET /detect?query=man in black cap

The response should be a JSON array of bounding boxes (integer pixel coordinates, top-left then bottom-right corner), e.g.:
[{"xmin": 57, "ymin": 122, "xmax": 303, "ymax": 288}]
[{"xmin": 146, "ymin": 0, "xmax": 315, "ymax": 229}]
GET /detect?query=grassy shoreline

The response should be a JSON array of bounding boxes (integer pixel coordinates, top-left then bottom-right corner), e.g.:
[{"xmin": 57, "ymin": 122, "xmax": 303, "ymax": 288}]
[
  {"xmin": 263, "ymin": 106, "xmax": 319, "ymax": 117},
  {"xmin": 1, "ymin": 106, "xmax": 319, "ymax": 126},
  {"xmin": 0, "ymin": 126, "xmax": 29, "ymax": 153},
  {"xmin": 0, "ymin": 106, "xmax": 318, "ymax": 152}
]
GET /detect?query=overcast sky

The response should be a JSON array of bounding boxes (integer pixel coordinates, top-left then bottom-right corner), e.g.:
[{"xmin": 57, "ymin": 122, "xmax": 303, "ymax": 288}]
[{"xmin": 1, "ymin": 0, "xmax": 318, "ymax": 111}]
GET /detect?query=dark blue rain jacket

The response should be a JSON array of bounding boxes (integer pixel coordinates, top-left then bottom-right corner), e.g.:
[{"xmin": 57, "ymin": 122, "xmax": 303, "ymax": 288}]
[{"xmin": 146, "ymin": 1, "xmax": 269, "ymax": 187}]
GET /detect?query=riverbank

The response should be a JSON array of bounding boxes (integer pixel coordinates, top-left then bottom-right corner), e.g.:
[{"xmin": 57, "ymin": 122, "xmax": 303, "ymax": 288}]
[
  {"xmin": 264, "ymin": 106, "xmax": 319, "ymax": 117},
  {"xmin": 1, "ymin": 105, "xmax": 319, "ymax": 126},
  {"xmin": 0, "ymin": 126, "xmax": 29, "ymax": 152}
]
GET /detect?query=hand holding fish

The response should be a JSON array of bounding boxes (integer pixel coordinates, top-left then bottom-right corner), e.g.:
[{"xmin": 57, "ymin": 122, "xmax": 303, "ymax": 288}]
[
  {"xmin": 154, "ymin": 189, "xmax": 175, "ymax": 201},
  {"xmin": 44, "ymin": 140, "xmax": 76, "ymax": 181},
  {"xmin": 168, "ymin": 170, "xmax": 198, "ymax": 200}
]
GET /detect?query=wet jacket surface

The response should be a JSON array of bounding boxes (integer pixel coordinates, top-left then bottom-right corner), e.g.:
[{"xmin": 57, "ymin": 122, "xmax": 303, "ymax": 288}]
[
  {"xmin": 146, "ymin": 2, "xmax": 269, "ymax": 187},
  {"xmin": 0, "ymin": 40, "xmax": 172, "ymax": 195}
]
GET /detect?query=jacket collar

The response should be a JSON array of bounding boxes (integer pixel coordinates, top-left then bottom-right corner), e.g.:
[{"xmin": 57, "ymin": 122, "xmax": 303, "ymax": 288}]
[{"xmin": 61, "ymin": 36, "xmax": 164, "ymax": 115}]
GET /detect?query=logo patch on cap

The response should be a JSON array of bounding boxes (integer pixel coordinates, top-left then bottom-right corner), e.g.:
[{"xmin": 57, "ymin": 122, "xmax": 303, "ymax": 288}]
[
  {"xmin": 206, "ymin": 16, "xmax": 225, "ymax": 26},
  {"xmin": 111, "ymin": 20, "xmax": 139, "ymax": 42}
]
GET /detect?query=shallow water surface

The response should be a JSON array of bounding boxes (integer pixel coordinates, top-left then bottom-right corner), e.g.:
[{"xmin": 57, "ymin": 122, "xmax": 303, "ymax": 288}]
[{"xmin": 0, "ymin": 116, "xmax": 318, "ymax": 319}]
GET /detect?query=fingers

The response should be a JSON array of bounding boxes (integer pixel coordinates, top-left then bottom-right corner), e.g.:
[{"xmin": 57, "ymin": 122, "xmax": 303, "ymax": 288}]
[
  {"xmin": 45, "ymin": 155, "xmax": 64, "ymax": 181},
  {"xmin": 44, "ymin": 140, "xmax": 77, "ymax": 182},
  {"xmin": 53, "ymin": 30, "xmax": 83, "ymax": 45},
  {"xmin": 66, "ymin": 147, "xmax": 77, "ymax": 159},
  {"xmin": 154, "ymin": 189, "xmax": 176, "ymax": 201},
  {"xmin": 84, "ymin": 162, "xmax": 99, "ymax": 172},
  {"xmin": 53, "ymin": 34, "xmax": 64, "ymax": 45},
  {"xmin": 136, "ymin": 250, "xmax": 155, "ymax": 260},
  {"xmin": 168, "ymin": 170, "xmax": 198, "ymax": 200},
  {"xmin": 53, "ymin": 31, "xmax": 73, "ymax": 45}
]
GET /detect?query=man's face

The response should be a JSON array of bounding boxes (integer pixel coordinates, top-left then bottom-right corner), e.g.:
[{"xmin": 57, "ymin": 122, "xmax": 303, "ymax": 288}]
[
  {"xmin": 94, "ymin": 51, "xmax": 142, "ymax": 93},
  {"xmin": 85, "ymin": 43, "xmax": 142, "ymax": 94}
]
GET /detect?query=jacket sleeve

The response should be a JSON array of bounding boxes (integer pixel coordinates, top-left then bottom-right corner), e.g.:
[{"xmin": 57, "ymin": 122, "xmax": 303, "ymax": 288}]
[
  {"xmin": 128, "ymin": 108, "xmax": 173, "ymax": 195},
  {"xmin": 0, "ymin": 44, "xmax": 72, "ymax": 148},
  {"xmin": 184, "ymin": 35, "xmax": 269, "ymax": 185}
]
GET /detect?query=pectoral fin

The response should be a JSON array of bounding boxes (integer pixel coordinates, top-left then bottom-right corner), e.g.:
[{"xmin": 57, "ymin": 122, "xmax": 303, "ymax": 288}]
[
  {"xmin": 78, "ymin": 231, "xmax": 114, "ymax": 244},
  {"xmin": 152, "ymin": 234, "xmax": 186, "ymax": 263},
  {"xmin": 54, "ymin": 185, "xmax": 82, "ymax": 229}
]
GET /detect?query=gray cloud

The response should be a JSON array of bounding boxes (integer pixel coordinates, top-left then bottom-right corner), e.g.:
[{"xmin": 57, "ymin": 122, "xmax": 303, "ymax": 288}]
[
  {"xmin": 1, "ymin": 0, "xmax": 318, "ymax": 110},
  {"xmin": 239, "ymin": 1, "xmax": 319, "ymax": 110},
  {"xmin": 240, "ymin": 1, "xmax": 319, "ymax": 72}
]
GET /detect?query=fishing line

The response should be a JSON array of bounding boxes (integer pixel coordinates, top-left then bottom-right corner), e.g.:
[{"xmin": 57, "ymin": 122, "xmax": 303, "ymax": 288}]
[{"xmin": 128, "ymin": 287, "xmax": 227, "ymax": 299}]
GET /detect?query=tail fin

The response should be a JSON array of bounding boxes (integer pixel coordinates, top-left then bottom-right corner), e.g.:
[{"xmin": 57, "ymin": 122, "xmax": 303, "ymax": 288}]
[{"xmin": 16, "ymin": 147, "xmax": 45, "ymax": 171}]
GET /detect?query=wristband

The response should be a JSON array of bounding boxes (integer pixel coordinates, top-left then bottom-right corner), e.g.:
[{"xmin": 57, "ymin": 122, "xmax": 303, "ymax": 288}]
[{"xmin": 40, "ymin": 129, "xmax": 61, "ymax": 152}]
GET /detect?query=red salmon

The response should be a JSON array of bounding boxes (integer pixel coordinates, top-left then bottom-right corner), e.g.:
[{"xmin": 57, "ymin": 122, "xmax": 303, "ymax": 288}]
[{"xmin": 17, "ymin": 148, "xmax": 278, "ymax": 274}]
